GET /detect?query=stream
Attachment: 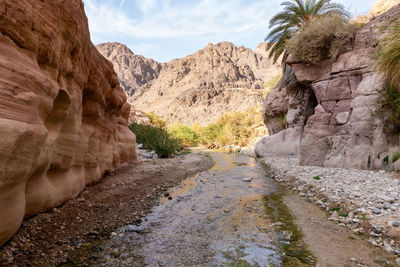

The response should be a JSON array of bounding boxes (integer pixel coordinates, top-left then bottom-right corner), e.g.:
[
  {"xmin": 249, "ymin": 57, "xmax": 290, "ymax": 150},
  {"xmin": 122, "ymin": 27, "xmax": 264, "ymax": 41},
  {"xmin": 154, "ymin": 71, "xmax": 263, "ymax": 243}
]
[{"xmin": 63, "ymin": 151, "xmax": 315, "ymax": 266}]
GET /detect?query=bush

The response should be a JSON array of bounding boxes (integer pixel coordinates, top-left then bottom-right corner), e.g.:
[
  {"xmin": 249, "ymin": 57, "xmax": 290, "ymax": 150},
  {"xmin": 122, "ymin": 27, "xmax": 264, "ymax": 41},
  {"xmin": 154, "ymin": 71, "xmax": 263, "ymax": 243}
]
[
  {"xmin": 168, "ymin": 124, "xmax": 200, "ymax": 146},
  {"xmin": 375, "ymin": 23, "xmax": 400, "ymax": 90},
  {"xmin": 202, "ymin": 107, "xmax": 264, "ymax": 148},
  {"xmin": 165, "ymin": 107, "xmax": 265, "ymax": 149},
  {"xmin": 263, "ymin": 73, "xmax": 282, "ymax": 98},
  {"xmin": 146, "ymin": 111, "xmax": 167, "ymax": 129},
  {"xmin": 198, "ymin": 123, "xmax": 224, "ymax": 147},
  {"xmin": 287, "ymin": 15, "xmax": 357, "ymax": 64},
  {"xmin": 129, "ymin": 123, "xmax": 183, "ymax": 158},
  {"xmin": 375, "ymin": 86, "xmax": 400, "ymax": 134},
  {"xmin": 392, "ymin": 152, "xmax": 400, "ymax": 163}
]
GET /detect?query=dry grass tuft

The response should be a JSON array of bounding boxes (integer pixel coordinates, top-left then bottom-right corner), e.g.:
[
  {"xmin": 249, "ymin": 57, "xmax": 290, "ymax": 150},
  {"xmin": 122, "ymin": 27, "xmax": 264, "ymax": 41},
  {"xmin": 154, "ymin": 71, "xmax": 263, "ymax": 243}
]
[{"xmin": 287, "ymin": 15, "xmax": 358, "ymax": 64}]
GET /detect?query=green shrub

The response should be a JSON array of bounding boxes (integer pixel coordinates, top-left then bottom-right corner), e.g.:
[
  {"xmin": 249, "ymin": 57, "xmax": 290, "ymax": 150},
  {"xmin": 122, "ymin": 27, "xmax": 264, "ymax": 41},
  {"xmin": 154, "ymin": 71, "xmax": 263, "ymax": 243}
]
[
  {"xmin": 166, "ymin": 107, "xmax": 265, "ymax": 149},
  {"xmin": 375, "ymin": 86, "xmax": 400, "ymax": 134},
  {"xmin": 375, "ymin": 23, "xmax": 400, "ymax": 90},
  {"xmin": 146, "ymin": 111, "xmax": 167, "ymax": 129},
  {"xmin": 278, "ymin": 113, "xmax": 287, "ymax": 130},
  {"xmin": 129, "ymin": 123, "xmax": 183, "ymax": 158},
  {"xmin": 287, "ymin": 15, "xmax": 357, "ymax": 64},
  {"xmin": 198, "ymin": 123, "xmax": 224, "ymax": 147},
  {"xmin": 392, "ymin": 152, "xmax": 400, "ymax": 163},
  {"xmin": 168, "ymin": 124, "xmax": 200, "ymax": 146}
]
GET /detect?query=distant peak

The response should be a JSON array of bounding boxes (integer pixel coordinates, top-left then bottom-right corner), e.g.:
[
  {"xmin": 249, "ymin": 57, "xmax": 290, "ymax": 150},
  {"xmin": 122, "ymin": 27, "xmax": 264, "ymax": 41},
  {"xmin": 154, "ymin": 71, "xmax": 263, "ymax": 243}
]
[{"xmin": 96, "ymin": 42, "xmax": 135, "ymax": 55}]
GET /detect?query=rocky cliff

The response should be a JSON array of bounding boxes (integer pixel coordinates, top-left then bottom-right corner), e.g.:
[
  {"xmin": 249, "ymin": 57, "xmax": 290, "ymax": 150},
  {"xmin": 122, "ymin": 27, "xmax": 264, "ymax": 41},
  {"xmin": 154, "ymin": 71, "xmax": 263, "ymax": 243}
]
[
  {"xmin": 369, "ymin": 0, "xmax": 400, "ymax": 16},
  {"xmin": 98, "ymin": 42, "xmax": 280, "ymax": 125},
  {"xmin": 97, "ymin": 43, "xmax": 162, "ymax": 96},
  {"xmin": 0, "ymin": 0, "xmax": 136, "ymax": 246},
  {"xmin": 255, "ymin": 4, "xmax": 400, "ymax": 170}
]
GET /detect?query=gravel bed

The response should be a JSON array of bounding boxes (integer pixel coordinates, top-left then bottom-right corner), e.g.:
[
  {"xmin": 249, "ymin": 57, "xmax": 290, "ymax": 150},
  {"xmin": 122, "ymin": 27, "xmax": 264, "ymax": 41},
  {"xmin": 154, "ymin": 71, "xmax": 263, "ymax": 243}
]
[{"xmin": 261, "ymin": 156, "xmax": 400, "ymax": 261}]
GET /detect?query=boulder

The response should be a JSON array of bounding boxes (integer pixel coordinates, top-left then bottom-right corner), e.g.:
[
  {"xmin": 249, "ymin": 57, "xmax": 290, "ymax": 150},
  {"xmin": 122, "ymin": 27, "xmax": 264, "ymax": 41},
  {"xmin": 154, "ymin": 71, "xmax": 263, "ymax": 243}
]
[{"xmin": 0, "ymin": 0, "xmax": 136, "ymax": 246}]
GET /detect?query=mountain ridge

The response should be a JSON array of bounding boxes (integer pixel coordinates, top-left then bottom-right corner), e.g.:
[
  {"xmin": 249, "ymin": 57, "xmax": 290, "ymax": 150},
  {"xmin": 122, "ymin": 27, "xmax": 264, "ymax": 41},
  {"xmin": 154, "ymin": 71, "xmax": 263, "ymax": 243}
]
[{"xmin": 97, "ymin": 41, "xmax": 281, "ymax": 125}]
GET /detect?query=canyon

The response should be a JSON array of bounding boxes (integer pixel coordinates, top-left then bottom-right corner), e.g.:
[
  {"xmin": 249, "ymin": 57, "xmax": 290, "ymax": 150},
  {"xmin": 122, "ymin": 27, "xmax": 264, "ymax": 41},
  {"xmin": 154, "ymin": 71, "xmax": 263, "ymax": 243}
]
[
  {"xmin": 0, "ymin": 0, "xmax": 400, "ymax": 265},
  {"xmin": 98, "ymin": 42, "xmax": 281, "ymax": 125},
  {"xmin": 0, "ymin": 0, "xmax": 136, "ymax": 246}
]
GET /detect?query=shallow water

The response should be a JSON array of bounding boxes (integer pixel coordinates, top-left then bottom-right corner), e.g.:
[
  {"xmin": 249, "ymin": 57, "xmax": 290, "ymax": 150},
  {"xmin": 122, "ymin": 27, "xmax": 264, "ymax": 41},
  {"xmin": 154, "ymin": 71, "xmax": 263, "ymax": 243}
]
[{"xmin": 63, "ymin": 152, "xmax": 314, "ymax": 266}]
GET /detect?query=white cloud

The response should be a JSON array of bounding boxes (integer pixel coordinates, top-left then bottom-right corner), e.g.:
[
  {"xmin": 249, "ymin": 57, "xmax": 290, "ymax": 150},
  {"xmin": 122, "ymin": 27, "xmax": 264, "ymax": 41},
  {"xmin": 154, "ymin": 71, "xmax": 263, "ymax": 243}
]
[
  {"xmin": 119, "ymin": 0, "xmax": 125, "ymax": 9},
  {"xmin": 83, "ymin": 0, "xmax": 275, "ymax": 39},
  {"xmin": 139, "ymin": 0, "xmax": 156, "ymax": 13}
]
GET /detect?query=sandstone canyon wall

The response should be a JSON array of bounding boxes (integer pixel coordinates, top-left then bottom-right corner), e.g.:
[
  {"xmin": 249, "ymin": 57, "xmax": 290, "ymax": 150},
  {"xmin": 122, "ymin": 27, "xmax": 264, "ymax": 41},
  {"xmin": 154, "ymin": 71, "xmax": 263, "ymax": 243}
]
[
  {"xmin": 255, "ymin": 4, "xmax": 400, "ymax": 170},
  {"xmin": 0, "ymin": 0, "xmax": 136, "ymax": 246},
  {"xmin": 98, "ymin": 42, "xmax": 281, "ymax": 126}
]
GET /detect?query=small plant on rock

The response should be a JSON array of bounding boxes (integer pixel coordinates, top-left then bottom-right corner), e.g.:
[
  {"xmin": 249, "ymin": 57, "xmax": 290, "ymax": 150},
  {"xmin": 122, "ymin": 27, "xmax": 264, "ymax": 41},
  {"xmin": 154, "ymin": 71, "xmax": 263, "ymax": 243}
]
[
  {"xmin": 375, "ymin": 86, "xmax": 400, "ymax": 134},
  {"xmin": 392, "ymin": 152, "xmax": 400, "ymax": 163},
  {"xmin": 374, "ymin": 23, "xmax": 400, "ymax": 134},
  {"xmin": 375, "ymin": 23, "xmax": 400, "ymax": 90}
]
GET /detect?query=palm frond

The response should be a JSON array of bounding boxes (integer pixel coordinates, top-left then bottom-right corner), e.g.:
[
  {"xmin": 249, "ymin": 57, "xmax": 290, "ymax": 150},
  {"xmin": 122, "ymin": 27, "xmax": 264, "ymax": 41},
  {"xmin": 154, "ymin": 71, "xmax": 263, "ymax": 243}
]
[{"xmin": 265, "ymin": 0, "xmax": 350, "ymax": 61}]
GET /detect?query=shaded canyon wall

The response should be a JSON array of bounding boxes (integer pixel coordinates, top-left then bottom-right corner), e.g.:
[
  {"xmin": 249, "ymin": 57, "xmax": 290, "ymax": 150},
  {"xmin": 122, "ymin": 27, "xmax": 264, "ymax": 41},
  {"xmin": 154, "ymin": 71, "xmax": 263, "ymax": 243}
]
[{"xmin": 0, "ymin": 0, "xmax": 136, "ymax": 245}]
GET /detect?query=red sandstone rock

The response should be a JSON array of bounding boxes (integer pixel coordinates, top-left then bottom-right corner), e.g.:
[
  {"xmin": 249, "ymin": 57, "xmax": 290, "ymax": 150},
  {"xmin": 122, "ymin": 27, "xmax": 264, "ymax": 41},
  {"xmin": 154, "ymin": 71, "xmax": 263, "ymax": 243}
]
[
  {"xmin": 0, "ymin": 0, "xmax": 136, "ymax": 246},
  {"xmin": 256, "ymin": 4, "xmax": 400, "ymax": 170}
]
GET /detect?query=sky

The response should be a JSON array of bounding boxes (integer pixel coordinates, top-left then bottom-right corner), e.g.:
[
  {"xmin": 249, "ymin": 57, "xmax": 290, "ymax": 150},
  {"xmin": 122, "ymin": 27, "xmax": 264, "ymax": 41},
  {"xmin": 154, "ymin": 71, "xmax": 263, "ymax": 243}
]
[{"xmin": 82, "ymin": 0, "xmax": 378, "ymax": 62}]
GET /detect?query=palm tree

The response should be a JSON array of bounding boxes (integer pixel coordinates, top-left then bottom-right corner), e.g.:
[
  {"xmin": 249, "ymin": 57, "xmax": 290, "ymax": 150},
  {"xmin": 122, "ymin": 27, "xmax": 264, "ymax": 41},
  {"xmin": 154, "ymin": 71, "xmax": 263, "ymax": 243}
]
[{"xmin": 265, "ymin": 0, "xmax": 350, "ymax": 63}]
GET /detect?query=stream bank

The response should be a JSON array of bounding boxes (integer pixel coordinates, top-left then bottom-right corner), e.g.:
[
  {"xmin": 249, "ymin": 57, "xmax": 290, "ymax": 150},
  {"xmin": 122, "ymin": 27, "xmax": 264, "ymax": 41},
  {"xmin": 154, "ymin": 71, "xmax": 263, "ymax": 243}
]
[
  {"xmin": 0, "ymin": 152, "xmax": 213, "ymax": 266},
  {"xmin": 60, "ymin": 152, "xmax": 396, "ymax": 266},
  {"xmin": 0, "ymin": 151, "xmax": 397, "ymax": 266},
  {"xmin": 262, "ymin": 156, "xmax": 400, "ymax": 265}
]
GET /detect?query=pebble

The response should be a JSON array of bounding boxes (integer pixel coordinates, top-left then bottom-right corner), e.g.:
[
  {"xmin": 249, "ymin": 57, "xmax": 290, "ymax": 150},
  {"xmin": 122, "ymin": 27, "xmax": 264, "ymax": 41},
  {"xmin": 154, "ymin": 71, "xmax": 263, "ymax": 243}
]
[
  {"xmin": 392, "ymin": 221, "xmax": 400, "ymax": 227},
  {"xmin": 328, "ymin": 211, "xmax": 339, "ymax": 221},
  {"xmin": 242, "ymin": 177, "xmax": 252, "ymax": 182},
  {"xmin": 136, "ymin": 143, "xmax": 144, "ymax": 149},
  {"xmin": 373, "ymin": 208, "xmax": 381, "ymax": 214}
]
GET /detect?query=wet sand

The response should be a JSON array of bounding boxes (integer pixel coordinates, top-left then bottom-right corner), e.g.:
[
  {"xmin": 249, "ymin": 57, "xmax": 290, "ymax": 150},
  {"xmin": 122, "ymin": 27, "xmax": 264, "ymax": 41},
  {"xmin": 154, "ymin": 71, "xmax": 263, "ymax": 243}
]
[{"xmin": 284, "ymin": 194, "xmax": 397, "ymax": 266}]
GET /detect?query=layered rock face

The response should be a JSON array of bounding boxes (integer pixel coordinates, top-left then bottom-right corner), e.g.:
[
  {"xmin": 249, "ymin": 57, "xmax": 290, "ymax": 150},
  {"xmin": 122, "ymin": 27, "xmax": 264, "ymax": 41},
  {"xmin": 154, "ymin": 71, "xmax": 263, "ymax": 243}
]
[
  {"xmin": 97, "ymin": 43, "xmax": 162, "ymax": 96},
  {"xmin": 255, "ymin": 5, "xmax": 400, "ymax": 170},
  {"xmin": 0, "ymin": 0, "xmax": 136, "ymax": 246},
  {"xmin": 99, "ymin": 41, "xmax": 280, "ymax": 125}
]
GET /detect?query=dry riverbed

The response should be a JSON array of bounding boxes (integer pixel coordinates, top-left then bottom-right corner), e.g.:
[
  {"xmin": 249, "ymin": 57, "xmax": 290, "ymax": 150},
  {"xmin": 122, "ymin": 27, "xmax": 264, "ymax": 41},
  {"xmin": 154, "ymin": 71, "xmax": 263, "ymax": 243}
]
[
  {"xmin": 0, "ymin": 151, "xmax": 213, "ymax": 266},
  {"xmin": 1, "ymin": 150, "xmax": 398, "ymax": 266},
  {"xmin": 262, "ymin": 156, "xmax": 400, "ymax": 265}
]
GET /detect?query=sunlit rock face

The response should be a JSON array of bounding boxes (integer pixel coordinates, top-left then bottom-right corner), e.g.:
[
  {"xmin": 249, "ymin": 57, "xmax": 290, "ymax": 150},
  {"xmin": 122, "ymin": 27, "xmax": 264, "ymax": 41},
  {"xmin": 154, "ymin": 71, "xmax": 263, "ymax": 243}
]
[
  {"xmin": 0, "ymin": 0, "xmax": 136, "ymax": 245},
  {"xmin": 256, "ymin": 4, "xmax": 400, "ymax": 170},
  {"xmin": 98, "ymin": 41, "xmax": 281, "ymax": 126},
  {"xmin": 369, "ymin": 0, "xmax": 400, "ymax": 16}
]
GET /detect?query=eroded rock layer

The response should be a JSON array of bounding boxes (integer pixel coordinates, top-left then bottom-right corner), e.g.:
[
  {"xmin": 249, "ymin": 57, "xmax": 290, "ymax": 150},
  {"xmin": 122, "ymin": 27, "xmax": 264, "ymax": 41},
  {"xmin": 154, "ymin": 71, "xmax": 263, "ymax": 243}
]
[
  {"xmin": 0, "ymin": 0, "xmax": 136, "ymax": 245},
  {"xmin": 255, "ymin": 4, "xmax": 400, "ymax": 170}
]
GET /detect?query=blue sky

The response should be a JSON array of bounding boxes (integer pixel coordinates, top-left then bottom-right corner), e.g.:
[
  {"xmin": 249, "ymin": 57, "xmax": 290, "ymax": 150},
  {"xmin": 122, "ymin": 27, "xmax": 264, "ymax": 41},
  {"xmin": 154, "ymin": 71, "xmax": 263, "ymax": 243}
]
[{"xmin": 83, "ymin": 0, "xmax": 377, "ymax": 62}]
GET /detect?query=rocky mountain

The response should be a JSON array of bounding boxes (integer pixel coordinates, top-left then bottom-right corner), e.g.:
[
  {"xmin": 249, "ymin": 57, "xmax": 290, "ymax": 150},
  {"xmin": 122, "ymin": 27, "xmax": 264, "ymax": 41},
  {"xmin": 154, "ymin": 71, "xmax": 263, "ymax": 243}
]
[
  {"xmin": 98, "ymin": 41, "xmax": 281, "ymax": 125},
  {"xmin": 0, "ymin": 0, "xmax": 136, "ymax": 245},
  {"xmin": 369, "ymin": 0, "xmax": 400, "ymax": 16},
  {"xmin": 255, "ymin": 4, "xmax": 400, "ymax": 170},
  {"xmin": 97, "ymin": 42, "xmax": 161, "ymax": 96}
]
